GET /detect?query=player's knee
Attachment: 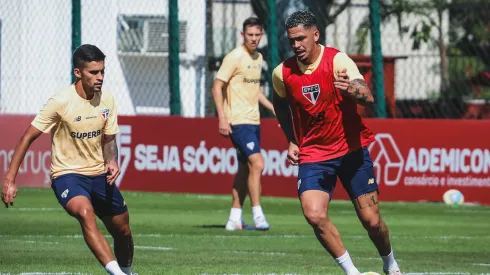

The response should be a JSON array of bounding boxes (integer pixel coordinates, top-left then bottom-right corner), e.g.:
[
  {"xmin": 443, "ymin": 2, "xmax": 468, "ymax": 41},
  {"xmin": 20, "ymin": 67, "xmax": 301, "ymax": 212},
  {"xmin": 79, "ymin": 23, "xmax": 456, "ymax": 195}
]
[
  {"xmin": 248, "ymin": 157, "xmax": 264, "ymax": 173},
  {"xmin": 75, "ymin": 207, "xmax": 95, "ymax": 221},
  {"xmin": 115, "ymin": 224, "xmax": 132, "ymax": 238},
  {"xmin": 362, "ymin": 216, "xmax": 382, "ymax": 232},
  {"xmin": 303, "ymin": 210, "xmax": 328, "ymax": 227}
]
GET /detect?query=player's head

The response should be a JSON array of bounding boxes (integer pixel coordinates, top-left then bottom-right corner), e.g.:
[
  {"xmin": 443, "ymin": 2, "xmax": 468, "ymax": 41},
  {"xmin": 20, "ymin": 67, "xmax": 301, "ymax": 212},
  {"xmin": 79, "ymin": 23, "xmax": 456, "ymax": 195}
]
[
  {"xmin": 72, "ymin": 44, "xmax": 106, "ymax": 92},
  {"xmin": 241, "ymin": 17, "xmax": 263, "ymax": 53},
  {"xmin": 285, "ymin": 10, "xmax": 320, "ymax": 63}
]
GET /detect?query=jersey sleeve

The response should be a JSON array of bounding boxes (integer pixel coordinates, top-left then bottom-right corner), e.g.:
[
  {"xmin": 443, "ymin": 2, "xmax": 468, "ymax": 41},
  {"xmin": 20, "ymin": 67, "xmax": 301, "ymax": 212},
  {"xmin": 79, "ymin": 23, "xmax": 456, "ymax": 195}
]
[
  {"xmin": 31, "ymin": 96, "xmax": 65, "ymax": 133},
  {"xmin": 272, "ymin": 63, "xmax": 287, "ymax": 98},
  {"xmin": 333, "ymin": 52, "xmax": 364, "ymax": 81},
  {"xmin": 104, "ymin": 93, "xmax": 120, "ymax": 135},
  {"xmin": 215, "ymin": 52, "xmax": 239, "ymax": 83}
]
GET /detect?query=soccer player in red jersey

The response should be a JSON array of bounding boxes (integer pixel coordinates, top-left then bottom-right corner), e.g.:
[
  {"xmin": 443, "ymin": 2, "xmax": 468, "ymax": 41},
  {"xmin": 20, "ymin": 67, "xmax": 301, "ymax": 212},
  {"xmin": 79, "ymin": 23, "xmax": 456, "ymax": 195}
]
[{"xmin": 272, "ymin": 11, "xmax": 402, "ymax": 275}]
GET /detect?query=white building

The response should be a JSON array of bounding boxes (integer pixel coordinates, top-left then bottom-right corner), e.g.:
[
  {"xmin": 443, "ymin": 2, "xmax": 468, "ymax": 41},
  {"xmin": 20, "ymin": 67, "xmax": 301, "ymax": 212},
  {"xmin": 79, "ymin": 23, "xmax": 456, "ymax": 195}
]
[
  {"xmin": 0, "ymin": 0, "xmax": 448, "ymax": 117},
  {"xmin": 0, "ymin": 0, "xmax": 206, "ymax": 116}
]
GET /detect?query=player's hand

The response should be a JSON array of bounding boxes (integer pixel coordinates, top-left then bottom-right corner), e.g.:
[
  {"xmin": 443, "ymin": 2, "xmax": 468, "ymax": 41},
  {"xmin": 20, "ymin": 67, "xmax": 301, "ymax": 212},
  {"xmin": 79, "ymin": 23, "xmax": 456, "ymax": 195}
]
[
  {"xmin": 218, "ymin": 118, "xmax": 232, "ymax": 137},
  {"xmin": 287, "ymin": 142, "xmax": 299, "ymax": 166},
  {"xmin": 334, "ymin": 68, "xmax": 350, "ymax": 92},
  {"xmin": 2, "ymin": 179, "xmax": 18, "ymax": 208},
  {"xmin": 105, "ymin": 160, "xmax": 121, "ymax": 185}
]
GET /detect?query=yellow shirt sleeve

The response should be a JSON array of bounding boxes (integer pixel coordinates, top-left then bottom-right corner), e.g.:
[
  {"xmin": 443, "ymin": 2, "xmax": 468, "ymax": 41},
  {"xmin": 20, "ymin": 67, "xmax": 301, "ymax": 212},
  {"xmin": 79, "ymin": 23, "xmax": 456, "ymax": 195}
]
[
  {"xmin": 333, "ymin": 52, "xmax": 364, "ymax": 81},
  {"xmin": 104, "ymin": 93, "xmax": 119, "ymax": 135},
  {"xmin": 31, "ymin": 96, "xmax": 65, "ymax": 133},
  {"xmin": 216, "ymin": 53, "xmax": 239, "ymax": 83},
  {"xmin": 272, "ymin": 63, "xmax": 286, "ymax": 98}
]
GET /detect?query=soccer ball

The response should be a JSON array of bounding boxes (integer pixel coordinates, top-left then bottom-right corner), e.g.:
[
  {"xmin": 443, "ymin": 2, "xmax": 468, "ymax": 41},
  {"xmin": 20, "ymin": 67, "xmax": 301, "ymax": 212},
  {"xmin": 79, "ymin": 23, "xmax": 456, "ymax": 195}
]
[
  {"xmin": 361, "ymin": 272, "xmax": 381, "ymax": 275},
  {"xmin": 442, "ymin": 189, "xmax": 464, "ymax": 206}
]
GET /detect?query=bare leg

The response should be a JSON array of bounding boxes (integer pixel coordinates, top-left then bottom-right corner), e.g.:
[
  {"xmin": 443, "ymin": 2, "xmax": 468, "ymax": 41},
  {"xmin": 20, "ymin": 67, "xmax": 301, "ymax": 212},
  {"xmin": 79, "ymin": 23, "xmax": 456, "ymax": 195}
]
[
  {"xmin": 246, "ymin": 153, "xmax": 264, "ymax": 207},
  {"xmin": 102, "ymin": 211, "xmax": 134, "ymax": 269},
  {"xmin": 65, "ymin": 196, "xmax": 116, "ymax": 266},
  {"xmin": 300, "ymin": 190, "xmax": 347, "ymax": 258},
  {"xmin": 353, "ymin": 191, "xmax": 392, "ymax": 256},
  {"xmin": 231, "ymin": 162, "xmax": 249, "ymax": 209}
]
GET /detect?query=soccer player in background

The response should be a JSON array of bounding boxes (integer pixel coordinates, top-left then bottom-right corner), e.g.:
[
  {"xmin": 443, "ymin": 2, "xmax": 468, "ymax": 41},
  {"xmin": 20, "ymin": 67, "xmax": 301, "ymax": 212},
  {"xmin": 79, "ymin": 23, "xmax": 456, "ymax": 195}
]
[
  {"xmin": 272, "ymin": 11, "xmax": 402, "ymax": 275},
  {"xmin": 212, "ymin": 17, "xmax": 275, "ymax": 231},
  {"xmin": 1, "ymin": 45, "xmax": 135, "ymax": 275}
]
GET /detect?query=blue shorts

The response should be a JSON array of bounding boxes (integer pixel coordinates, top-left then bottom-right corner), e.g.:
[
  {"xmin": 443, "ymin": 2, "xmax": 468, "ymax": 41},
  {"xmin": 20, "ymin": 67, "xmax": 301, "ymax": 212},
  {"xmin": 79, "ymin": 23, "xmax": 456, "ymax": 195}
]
[
  {"xmin": 230, "ymin": 124, "xmax": 261, "ymax": 161},
  {"xmin": 297, "ymin": 147, "xmax": 378, "ymax": 200},
  {"xmin": 51, "ymin": 173, "xmax": 127, "ymax": 218}
]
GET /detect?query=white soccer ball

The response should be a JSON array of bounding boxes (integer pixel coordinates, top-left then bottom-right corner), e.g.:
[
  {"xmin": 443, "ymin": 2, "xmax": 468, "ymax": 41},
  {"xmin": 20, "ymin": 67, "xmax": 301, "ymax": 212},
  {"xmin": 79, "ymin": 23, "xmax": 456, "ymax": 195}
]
[
  {"xmin": 443, "ymin": 189, "xmax": 464, "ymax": 206},
  {"xmin": 361, "ymin": 272, "xmax": 381, "ymax": 275}
]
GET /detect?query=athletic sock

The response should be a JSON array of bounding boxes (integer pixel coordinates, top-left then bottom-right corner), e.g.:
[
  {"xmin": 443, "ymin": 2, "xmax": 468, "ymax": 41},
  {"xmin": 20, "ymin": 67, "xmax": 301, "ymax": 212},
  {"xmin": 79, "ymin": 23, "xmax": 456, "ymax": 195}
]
[
  {"xmin": 381, "ymin": 249, "xmax": 399, "ymax": 271},
  {"xmin": 229, "ymin": 208, "xmax": 242, "ymax": 221},
  {"xmin": 335, "ymin": 251, "xmax": 360, "ymax": 275},
  {"xmin": 104, "ymin": 260, "xmax": 126, "ymax": 275},
  {"xmin": 252, "ymin": 205, "xmax": 264, "ymax": 221}
]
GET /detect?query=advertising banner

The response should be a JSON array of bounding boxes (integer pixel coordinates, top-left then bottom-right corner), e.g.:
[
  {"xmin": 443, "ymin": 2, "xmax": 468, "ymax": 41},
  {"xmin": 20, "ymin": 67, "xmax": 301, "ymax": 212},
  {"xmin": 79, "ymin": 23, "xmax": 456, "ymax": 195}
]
[{"xmin": 1, "ymin": 115, "xmax": 489, "ymax": 205}]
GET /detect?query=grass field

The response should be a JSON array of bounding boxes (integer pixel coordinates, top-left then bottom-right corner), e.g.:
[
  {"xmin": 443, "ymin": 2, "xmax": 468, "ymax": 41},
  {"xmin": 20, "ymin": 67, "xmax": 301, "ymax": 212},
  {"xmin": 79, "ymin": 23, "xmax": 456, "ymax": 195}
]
[{"xmin": 1, "ymin": 188, "xmax": 490, "ymax": 275}]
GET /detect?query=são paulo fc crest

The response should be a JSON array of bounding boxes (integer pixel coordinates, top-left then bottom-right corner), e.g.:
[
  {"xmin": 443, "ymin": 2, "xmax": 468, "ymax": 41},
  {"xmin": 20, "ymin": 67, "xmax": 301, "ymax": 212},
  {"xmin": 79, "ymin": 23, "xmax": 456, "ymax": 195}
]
[
  {"xmin": 302, "ymin": 84, "xmax": 320, "ymax": 104},
  {"xmin": 100, "ymin": 108, "xmax": 110, "ymax": 120}
]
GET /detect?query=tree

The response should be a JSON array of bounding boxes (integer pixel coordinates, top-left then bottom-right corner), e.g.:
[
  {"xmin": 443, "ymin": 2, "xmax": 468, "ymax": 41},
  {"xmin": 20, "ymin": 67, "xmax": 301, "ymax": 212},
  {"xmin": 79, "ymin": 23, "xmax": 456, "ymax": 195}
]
[{"xmin": 251, "ymin": 0, "xmax": 351, "ymax": 60}]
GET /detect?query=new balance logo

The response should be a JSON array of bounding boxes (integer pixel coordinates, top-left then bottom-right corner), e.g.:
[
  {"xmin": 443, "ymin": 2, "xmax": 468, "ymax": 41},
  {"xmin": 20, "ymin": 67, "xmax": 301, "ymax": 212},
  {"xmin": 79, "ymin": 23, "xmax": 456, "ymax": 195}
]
[
  {"xmin": 61, "ymin": 189, "xmax": 69, "ymax": 198},
  {"xmin": 368, "ymin": 178, "xmax": 375, "ymax": 184}
]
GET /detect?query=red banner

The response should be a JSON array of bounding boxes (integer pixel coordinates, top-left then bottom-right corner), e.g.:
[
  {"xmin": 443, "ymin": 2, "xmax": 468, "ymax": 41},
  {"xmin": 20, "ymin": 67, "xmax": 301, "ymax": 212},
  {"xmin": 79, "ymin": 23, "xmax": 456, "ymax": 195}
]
[{"xmin": 1, "ymin": 115, "xmax": 490, "ymax": 205}]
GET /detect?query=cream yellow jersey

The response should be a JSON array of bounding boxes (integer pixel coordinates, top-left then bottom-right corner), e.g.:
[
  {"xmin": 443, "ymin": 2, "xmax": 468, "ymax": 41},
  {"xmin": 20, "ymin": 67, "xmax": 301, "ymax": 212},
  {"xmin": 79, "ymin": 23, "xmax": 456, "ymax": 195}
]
[
  {"xmin": 272, "ymin": 45, "xmax": 364, "ymax": 97},
  {"xmin": 31, "ymin": 85, "xmax": 119, "ymax": 179},
  {"xmin": 216, "ymin": 45, "xmax": 263, "ymax": 125}
]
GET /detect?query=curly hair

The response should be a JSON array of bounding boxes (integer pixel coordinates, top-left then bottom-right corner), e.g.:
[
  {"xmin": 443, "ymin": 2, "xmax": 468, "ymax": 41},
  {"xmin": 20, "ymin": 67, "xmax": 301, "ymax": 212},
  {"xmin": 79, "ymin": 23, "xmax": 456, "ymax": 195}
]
[{"xmin": 285, "ymin": 10, "xmax": 317, "ymax": 29}]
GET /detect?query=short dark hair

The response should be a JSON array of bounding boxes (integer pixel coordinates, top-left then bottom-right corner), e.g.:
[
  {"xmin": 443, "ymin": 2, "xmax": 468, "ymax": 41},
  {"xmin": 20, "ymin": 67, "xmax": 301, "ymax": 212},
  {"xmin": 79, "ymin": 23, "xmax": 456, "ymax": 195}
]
[
  {"xmin": 285, "ymin": 10, "xmax": 317, "ymax": 29},
  {"xmin": 242, "ymin": 17, "xmax": 263, "ymax": 32},
  {"xmin": 72, "ymin": 44, "xmax": 106, "ymax": 69}
]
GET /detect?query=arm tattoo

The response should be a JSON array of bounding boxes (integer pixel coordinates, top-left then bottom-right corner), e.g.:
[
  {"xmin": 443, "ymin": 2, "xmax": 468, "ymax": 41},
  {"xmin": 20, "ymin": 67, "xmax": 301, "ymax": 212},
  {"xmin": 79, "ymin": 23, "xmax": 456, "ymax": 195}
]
[
  {"xmin": 346, "ymin": 79, "xmax": 372, "ymax": 105},
  {"xmin": 103, "ymin": 135, "xmax": 119, "ymax": 164}
]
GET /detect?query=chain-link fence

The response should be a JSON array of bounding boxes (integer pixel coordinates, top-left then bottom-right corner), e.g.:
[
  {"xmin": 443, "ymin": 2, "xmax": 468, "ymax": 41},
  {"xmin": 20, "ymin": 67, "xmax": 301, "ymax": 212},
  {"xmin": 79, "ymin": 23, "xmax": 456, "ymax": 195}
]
[{"xmin": 0, "ymin": 0, "xmax": 488, "ymax": 119}]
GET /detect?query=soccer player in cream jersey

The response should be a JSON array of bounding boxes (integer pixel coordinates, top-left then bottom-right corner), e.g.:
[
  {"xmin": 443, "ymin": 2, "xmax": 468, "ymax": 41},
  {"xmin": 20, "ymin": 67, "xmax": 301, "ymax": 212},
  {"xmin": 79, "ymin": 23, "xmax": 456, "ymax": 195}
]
[
  {"xmin": 1, "ymin": 45, "xmax": 134, "ymax": 275},
  {"xmin": 212, "ymin": 17, "xmax": 275, "ymax": 231},
  {"xmin": 272, "ymin": 11, "xmax": 402, "ymax": 275}
]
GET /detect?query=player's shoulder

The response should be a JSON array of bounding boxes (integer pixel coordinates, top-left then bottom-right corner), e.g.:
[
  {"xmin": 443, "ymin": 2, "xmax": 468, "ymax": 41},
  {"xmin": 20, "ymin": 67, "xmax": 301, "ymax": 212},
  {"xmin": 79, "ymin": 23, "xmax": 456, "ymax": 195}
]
[
  {"xmin": 50, "ymin": 85, "xmax": 75, "ymax": 103},
  {"xmin": 272, "ymin": 62, "xmax": 285, "ymax": 77},
  {"xmin": 225, "ymin": 46, "xmax": 246, "ymax": 60},
  {"xmin": 100, "ymin": 89, "xmax": 116, "ymax": 104}
]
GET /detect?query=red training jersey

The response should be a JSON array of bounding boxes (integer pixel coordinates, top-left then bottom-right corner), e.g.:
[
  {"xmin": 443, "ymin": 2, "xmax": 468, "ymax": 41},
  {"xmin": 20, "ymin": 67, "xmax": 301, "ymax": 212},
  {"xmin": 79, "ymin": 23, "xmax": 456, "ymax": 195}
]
[{"xmin": 282, "ymin": 47, "xmax": 375, "ymax": 163}]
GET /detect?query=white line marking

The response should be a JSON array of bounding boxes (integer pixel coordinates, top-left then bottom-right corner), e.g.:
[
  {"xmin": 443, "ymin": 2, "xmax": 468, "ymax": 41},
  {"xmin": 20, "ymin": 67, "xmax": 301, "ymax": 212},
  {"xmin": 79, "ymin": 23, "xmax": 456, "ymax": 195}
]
[
  {"xmin": 473, "ymin": 263, "xmax": 490, "ymax": 266},
  {"xmin": 199, "ymin": 274, "xmax": 302, "ymax": 275},
  {"xmin": 8, "ymin": 208, "xmax": 63, "ymax": 211},
  {"xmin": 225, "ymin": 250, "xmax": 287, "ymax": 255},
  {"xmin": 405, "ymin": 273, "xmax": 470, "ymax": 275},
  {"xmin": 134, "ymin": 245, "xmax": 173, "ymax": 251},
  {"xmin": 11, "ymin": 273, "xmax": 88, "ymax": 275},
  {"xmin": 2, "ymin": 233, "xmax": 488, "ymax": 241}
]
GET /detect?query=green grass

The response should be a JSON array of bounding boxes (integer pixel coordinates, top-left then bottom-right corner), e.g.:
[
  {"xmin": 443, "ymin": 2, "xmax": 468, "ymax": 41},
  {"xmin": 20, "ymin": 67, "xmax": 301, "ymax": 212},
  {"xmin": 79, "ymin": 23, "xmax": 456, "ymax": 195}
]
[{"xmin": 1, "ymin": 188, "xmax": 490, "ymax": 275}]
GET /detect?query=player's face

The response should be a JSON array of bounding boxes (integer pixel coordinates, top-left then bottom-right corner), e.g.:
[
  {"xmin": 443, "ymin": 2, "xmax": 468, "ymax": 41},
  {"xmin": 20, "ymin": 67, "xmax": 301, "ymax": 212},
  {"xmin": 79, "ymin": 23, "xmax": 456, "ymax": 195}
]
[
  {"xmin": 287, "ymin": 25, "xmax": 319, "ymax": 63},
  {"xmin": 74, "ymin": 61, "xmax": 105, "ymax": 93},
  {"xmin": 242, "ymin": 25, "xmax": 263, "ymax": 52}
]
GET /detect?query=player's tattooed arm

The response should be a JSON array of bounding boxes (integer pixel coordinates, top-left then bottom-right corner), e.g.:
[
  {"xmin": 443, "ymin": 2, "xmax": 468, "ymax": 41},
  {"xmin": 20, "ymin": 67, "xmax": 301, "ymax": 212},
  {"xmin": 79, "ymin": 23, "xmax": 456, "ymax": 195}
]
[
  {"xmin": 103, "ymin": 134, "xmax": 119, "ymax": 164},
  {"xmin": 334, "ymin": 68, "xmax": 374, "ymax": 106},
  {"xmin": 346, "ymin": 79, "xmax": 374, "ymax": 106}
]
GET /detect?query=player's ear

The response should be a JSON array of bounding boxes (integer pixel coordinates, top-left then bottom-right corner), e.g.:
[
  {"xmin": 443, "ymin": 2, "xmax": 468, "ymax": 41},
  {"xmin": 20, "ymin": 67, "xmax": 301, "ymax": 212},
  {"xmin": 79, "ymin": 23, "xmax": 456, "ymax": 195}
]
[
  {"xmin": 73, "ymin": 67, "xmax": 82, "ymax": 79},
  {"xmin": 313, "ymin": 28, "xmax": 320, "ymax": 43}
]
